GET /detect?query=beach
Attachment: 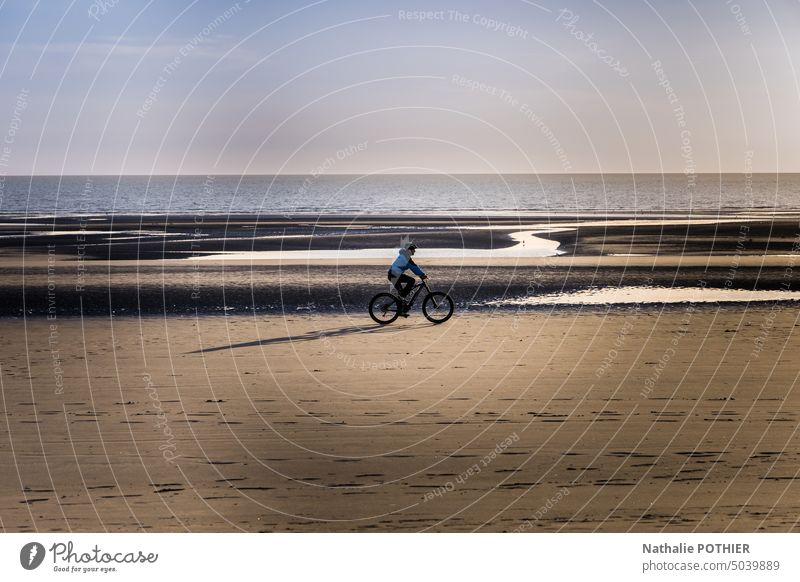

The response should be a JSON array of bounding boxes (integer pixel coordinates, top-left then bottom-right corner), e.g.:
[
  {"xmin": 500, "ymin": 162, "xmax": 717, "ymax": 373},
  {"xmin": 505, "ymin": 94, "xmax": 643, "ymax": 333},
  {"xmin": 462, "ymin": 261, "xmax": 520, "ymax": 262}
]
[
  {"xmin": 1, "ymin": 308, "xmax": 798, "ymax": 532},
  {"xmin": 1, "ymin": 211, "xmax": 799, "ymax": 532},
  {"xmin": 2, "ymin": 213, "xmax": 800, "ymax": 316},
  {"xmin": 4, "ymin": 0, "xmax": 800, "ymax": 572}
]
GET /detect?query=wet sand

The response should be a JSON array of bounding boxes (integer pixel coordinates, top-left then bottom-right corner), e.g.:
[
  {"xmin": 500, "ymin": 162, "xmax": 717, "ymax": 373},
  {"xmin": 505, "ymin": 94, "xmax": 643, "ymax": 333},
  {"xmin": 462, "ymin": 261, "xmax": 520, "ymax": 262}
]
[
  {"xmin": 1, "ymin": 309, "xmax": 798, "ymax": 532},
  {"xmin": 2, "ymin": 258, "xmax": 800, "ymax": 316},
  {"xmin": 2, "ymin": 213, "xmax": 800, "ymax": 316},
  {"xmin": 2, "ymin": 213, "xmax": 800, "ymax": 260}
]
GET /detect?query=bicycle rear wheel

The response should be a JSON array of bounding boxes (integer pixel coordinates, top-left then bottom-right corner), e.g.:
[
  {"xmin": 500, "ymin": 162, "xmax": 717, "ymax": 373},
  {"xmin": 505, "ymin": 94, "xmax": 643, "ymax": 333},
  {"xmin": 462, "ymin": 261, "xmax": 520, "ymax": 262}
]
[
  {"xmin": 369, "ymin": 293, "xmax": 401, "ymax": 324},
  {"xmin": 422, "ymin": 292, "xmax": 454, "ymax": 324}
]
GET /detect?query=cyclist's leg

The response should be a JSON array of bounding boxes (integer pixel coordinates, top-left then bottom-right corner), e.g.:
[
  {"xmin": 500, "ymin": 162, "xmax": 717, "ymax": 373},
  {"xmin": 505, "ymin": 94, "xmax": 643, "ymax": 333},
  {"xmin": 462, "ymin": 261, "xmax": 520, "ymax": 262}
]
[
  {"xmin": 396, "ymin": 275, "xmax": 415, "ymax": 316},
  {"xmin": 397, "ymin": 274, "xmax": 415, "ymax": 298}
]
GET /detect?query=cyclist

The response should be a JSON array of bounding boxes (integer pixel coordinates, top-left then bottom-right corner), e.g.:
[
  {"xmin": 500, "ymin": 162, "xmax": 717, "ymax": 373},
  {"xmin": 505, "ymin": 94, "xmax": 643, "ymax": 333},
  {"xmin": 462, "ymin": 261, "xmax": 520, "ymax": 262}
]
[{"xmin": 388, "ymin": 240, "xmax": 426, "ymax": 316}]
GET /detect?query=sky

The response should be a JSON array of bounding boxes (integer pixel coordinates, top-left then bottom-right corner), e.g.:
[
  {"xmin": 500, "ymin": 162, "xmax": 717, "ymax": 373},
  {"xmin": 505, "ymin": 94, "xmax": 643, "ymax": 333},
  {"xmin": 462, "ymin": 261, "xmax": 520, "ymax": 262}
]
[{"xmin": 0, "ymin": 0, "xmax": 798, "ymax": 175}]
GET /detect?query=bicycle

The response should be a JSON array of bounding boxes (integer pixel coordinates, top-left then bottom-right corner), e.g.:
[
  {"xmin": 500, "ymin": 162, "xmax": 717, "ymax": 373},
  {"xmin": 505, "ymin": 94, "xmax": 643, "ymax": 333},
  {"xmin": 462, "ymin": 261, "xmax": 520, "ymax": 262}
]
[{"xmin": 368, "ymin": 279, "xmax": 454, "ymax": 325}]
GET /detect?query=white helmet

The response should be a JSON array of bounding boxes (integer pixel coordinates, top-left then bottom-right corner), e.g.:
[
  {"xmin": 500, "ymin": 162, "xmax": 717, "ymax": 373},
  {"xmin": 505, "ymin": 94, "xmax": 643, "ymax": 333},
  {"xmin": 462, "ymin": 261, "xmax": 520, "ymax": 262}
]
[{"xmin": 400, "ymin": 235, "xmax": 416, "ymax": 251}]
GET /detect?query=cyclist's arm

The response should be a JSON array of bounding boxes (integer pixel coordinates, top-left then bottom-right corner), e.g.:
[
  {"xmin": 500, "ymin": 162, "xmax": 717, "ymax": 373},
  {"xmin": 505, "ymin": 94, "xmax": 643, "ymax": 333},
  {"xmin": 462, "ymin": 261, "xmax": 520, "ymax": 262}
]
[{"xmin": 408, "ymin": 260, "xmax": 425, "ymax": 277}]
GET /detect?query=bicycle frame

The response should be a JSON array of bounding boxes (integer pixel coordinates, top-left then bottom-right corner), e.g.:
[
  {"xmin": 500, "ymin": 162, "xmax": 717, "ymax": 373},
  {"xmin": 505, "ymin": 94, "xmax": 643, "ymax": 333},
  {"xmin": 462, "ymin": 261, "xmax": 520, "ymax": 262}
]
[{"xmin": 397, "ymin": 280, "xmax": 436, "ymax": 309}]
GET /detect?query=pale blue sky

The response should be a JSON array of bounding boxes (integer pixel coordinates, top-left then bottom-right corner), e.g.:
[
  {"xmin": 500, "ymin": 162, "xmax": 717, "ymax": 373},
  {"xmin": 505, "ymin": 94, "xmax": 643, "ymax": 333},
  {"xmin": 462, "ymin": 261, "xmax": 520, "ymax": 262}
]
[{"xmin": 0, "ymin": 0, "xmax": 798, "ymax": 174}]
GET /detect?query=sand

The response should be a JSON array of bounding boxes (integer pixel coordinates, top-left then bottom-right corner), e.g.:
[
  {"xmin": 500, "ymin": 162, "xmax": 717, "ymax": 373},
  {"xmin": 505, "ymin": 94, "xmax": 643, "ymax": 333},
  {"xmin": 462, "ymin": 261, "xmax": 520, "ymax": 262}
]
[
  {"xmin": 2, "ymin": 213, "xmax": 800, "ymax": 316},
  {"xmin": 2, "ymin": 213, "xmax": 799, "ymax": 260},
  {"xmin": 3, "ymin": 256, "xmax": 800, "ymax": 317},
  {"xmin": 2, "ymin": 308, "xmax": 798, "ymax": 532}
]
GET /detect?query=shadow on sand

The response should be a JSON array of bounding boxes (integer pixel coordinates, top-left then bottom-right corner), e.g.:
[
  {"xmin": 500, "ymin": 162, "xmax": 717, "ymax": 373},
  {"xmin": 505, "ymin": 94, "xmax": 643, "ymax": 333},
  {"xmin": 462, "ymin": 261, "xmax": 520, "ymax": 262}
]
[{"xmin": 189, "ymin": 321, "xmax": 436, "ymax": 354}]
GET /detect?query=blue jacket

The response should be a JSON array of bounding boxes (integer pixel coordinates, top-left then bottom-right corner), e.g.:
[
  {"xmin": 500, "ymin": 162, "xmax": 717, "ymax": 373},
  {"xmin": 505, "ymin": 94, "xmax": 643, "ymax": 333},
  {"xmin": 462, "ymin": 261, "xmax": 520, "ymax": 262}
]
[{"xmin": 389, "ymin": 249, "xmax": 425, "ymax": 277}]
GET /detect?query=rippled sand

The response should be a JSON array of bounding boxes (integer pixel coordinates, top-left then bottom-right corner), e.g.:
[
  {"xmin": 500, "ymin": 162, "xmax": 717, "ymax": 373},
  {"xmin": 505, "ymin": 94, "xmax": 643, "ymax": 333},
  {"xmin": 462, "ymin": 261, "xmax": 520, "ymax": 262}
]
[{"xmin": 1, "ymin": 308, "xmax": 798, "ymax": 532}]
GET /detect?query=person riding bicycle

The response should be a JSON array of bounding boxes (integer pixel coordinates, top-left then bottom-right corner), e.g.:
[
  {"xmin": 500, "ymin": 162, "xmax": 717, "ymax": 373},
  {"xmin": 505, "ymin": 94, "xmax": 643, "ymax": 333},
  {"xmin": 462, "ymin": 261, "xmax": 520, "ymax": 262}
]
[{"xmin": 388, "ymin": 239, "xmax": 426, "ymax": 316}]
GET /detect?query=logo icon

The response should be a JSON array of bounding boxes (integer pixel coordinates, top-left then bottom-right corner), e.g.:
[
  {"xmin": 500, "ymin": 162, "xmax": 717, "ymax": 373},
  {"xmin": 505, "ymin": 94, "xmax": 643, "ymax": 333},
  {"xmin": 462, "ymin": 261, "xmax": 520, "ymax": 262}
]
[{"xmin": 20, "ymin": 542, "xmax": 46, "ymax": 570}]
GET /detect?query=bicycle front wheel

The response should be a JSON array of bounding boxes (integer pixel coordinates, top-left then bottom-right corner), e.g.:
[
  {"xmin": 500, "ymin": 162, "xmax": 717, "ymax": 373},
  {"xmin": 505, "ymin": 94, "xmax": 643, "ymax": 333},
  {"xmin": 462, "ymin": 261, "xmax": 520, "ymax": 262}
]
[
  {"xmin": 422, "ymin": 292, "xmax": 454, "ymax": 324},
  {"xmin": 369, "ymin": 293, "xmax": 401, "ymax": 324}
]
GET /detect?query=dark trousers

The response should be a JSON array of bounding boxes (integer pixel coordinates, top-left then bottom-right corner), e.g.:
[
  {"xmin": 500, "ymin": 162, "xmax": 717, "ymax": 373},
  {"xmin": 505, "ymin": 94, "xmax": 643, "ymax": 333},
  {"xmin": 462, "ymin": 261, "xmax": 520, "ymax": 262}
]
[{"xmin": 388, "ymin": 271, "xmax": 415, "ymax": 298}]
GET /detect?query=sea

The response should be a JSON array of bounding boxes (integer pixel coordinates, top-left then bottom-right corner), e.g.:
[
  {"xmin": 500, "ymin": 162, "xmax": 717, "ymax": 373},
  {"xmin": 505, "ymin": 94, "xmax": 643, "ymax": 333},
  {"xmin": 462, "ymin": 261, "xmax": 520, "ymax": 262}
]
[{"xmin": 0, "ymin": 173, "xmax": 798, "ymax": 216}]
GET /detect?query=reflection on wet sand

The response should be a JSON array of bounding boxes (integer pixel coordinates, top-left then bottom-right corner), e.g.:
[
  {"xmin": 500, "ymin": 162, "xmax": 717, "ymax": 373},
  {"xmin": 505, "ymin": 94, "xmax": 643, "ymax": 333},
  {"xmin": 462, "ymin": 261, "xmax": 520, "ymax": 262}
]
[{"xmin": 485, "ymin": 286, "xmax": 800, "ymax": 307}]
